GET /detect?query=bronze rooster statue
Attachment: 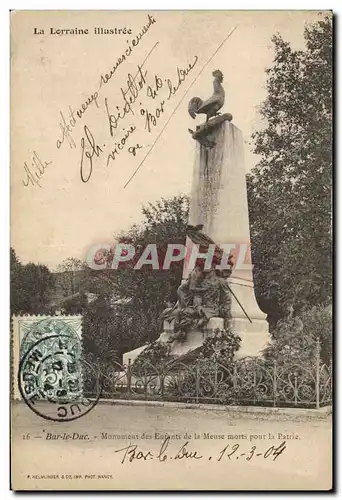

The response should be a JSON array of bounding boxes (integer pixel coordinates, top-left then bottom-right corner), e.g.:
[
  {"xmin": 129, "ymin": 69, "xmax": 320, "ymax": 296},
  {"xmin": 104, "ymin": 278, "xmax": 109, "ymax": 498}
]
[{"xmin": 188, "ymin": 70, "xmax": 225, "ymax": 121}]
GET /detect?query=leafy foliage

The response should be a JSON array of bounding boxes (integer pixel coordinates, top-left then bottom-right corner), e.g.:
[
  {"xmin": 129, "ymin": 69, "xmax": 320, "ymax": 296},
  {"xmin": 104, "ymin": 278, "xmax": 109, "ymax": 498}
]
[
  {"xmin": 263, "ymin": 304, "xmax": 332, "ymax": 366},
  {"xmin": 10, "ymin": 248, "xmax": 55, "ymax": 315},
  {"xmin": 301, "ymin": 305, "xmax": 332, "ymax": 365},
  {"xmin": 88, "ymin": 194, "xmax": 190, "ymax": 350},
  {"xmin": 201, "ymin": 328, "xmax": 241, "ymax": 363},
  {"xmin": 82, "ymin": 296, "xmax": 134, "ymax": 365},
  {"xmin": 263, "ymin": 315, "xmax": 316, "ymax": 365},
  {"xmin": 55, "ymin": 257, "xmax": 90, "ymax": 297},
  {"xmin": 132, "ymin": 328, "xmax": 240, "ymax": 380},
  {"xmin": 60, "ymin": 292, "xmax": 88, "ymax": 314},
  {"xmin": 248, "ymin": 15, "xmax": 332, "ymax": 325},
  {"xmin": 132, "ymin": 341, "xmax": 170, "ymax": 375}
]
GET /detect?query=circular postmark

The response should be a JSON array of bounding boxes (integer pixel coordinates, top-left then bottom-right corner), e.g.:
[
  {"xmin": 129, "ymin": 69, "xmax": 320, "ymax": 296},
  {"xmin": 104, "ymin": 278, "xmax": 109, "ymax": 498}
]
[{"xmin": 18, "ymin": 334, "xmax": 101, "ymax": 422}]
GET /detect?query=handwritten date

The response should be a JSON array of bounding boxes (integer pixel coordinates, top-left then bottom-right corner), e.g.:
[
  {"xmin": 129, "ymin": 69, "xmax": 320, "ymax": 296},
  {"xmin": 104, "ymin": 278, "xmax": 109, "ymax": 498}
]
[{"xmin": 114, "ymin": 437, "xmax": 287, "ymax": 464}]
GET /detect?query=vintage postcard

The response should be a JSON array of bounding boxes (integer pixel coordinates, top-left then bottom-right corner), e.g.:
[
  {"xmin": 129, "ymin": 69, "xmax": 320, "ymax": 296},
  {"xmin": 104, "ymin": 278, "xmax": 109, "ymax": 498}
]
[{"xmin": 10, "ymin": 10, "xmax": 333, "ymax": 491}]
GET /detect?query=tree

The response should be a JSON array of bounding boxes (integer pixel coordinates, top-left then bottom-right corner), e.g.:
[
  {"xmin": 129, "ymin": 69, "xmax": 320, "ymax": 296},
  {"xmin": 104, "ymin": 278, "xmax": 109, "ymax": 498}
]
[
  {"xmin": 60, "ymin": 292, "xmax": 88, "ymax": 315},
  {"xmin": 55, "ymin": 257, "xmax": 88, "ymax": 296},
  {"xmin": 10, "ymin": 248, "xmax": 55, "ymax": 315},
  {"xmin": 87, "ymin": 195, "xmax": 190, "ymax": 354},
  {"xmin": 263, "ymin": 304, "xmax": 332, "ymax": 367},
  {"xmin": 247, "ymin": 15, "xmax": 332, "ymax": 326},
  {"xmin": 10, "ymin": 248, "xmax": 23, "ymax": 315}
]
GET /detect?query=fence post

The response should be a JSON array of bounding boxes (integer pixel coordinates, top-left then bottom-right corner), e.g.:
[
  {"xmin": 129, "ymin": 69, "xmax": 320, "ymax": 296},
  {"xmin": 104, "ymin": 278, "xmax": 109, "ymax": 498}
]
[
  {"xmin": 195, "ymin": 358, "xmax": 200, "ymax": 403},
  {"xmin": 144, "ymin": 366, "xmax": 147, "ymax": 400},
  {"xmin": 273, "ymin": 360, "xmax": 277, "ymax": 407},
  {"xmin": 97, "ymin": 361, "xmax": 102, "ymax": 399},
  {"xmin": 253, "ymin": 358, "xmax": 257, "ymax": 404},
  {"xmin": 233, "ymin": 363, "xmax": 238, "ymax": 391},
  {"xmin": 214, "ymin": 359, "xmax": 218, "ymax": 397},
  {"xmin": 160, "ymin": 369, "xmax": 164, "ymax": 400},
  {"xmin": 315, "ymin": 338, "xmax": 321, "ymax": 409},
  {"xmin": 127, "ymin": 358, "xmax": 132, "ymax": 400}
]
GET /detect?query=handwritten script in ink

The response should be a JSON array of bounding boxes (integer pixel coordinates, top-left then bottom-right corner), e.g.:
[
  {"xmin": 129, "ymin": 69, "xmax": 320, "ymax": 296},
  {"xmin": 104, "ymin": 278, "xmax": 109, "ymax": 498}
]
[
  {"xmin": 79, "ymin": 53, "xmax": 198, "ymax": 183},
  {"xmin": 20, "ymin": 18, "xmax": 239, "ymax": 190},
  {"xmin": 21, "ymin": 14, "xmax": 199, "ymax": 190},
  {"xmin": 113, "ymin": 437, "xmax": 287, "ymax": 464},
  {"xmin": 22, "ymin": 151, "xmax": 52, "ymax": 189}
]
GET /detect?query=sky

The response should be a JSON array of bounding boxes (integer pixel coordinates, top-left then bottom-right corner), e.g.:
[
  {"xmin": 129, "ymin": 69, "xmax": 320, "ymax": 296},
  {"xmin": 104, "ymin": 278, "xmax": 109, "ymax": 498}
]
[{"xmin": 11, "ymin": 10, "xmax": 325, "ymax": 269}]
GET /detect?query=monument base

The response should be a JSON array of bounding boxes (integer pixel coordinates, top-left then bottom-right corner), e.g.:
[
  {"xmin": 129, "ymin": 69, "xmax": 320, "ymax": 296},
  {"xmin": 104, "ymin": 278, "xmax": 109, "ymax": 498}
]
[
  {"xmin": 122, "ymin": 313, "xmax": 270, "ymax": 365},
  {"xmin": 227, "ymin": 277, "xmax": 271, "ymax": 358},
  {"xmin": 122, "ymin": 317, "xmax": 224, "ymax": 365},
  {"xmin": 229, "ymin": 318, "xmax": 270, "ymax": 359},
  {"xmin": 122, "ymin": 344, "xmax": 148, "ymax": 366}
]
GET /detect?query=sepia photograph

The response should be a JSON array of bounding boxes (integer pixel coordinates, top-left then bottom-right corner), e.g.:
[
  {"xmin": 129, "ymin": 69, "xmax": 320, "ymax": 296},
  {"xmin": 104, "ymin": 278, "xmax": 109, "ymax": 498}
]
[{"xmin": 10, "ymin": 9, "xmax": 333, "ymax": 491}]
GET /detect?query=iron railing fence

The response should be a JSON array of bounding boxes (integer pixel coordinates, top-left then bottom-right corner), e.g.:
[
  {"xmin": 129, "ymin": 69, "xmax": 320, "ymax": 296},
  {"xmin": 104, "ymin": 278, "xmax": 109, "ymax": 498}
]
[{"xmin": 83, "ymin": 340, "xmax": 332, "ymax": 409}]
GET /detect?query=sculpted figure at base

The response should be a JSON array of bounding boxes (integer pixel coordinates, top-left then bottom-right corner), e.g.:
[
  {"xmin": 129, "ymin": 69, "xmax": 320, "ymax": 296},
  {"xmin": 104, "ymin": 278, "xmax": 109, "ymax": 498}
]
[{"xmin": 162, "ymin": 265, "xmax": 232, "ymax": 343}]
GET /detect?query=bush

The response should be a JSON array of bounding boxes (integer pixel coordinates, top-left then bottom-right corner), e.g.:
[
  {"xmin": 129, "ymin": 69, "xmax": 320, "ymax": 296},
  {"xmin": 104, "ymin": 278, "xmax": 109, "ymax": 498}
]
[
  {"xmin": 201, "ymin": 328, "xmax": 241, "ymax": 363},
  {"xmin": 156, "ymin": 329, "xmax": 241, "ymax": 402},
  {"xmin": 300, "ymin": 305, "xmax": 332, "ymax": 366},
  {"xmin": 132, "ymin": 341, "xmax": 170, "ymax": 376},
  {"xmin": 132, "ymin": 327, "xmax": 241, "ymax": 376},
  {"xmin": 264, "ymin": 304, "xmax": 332, "ymax": 367}
]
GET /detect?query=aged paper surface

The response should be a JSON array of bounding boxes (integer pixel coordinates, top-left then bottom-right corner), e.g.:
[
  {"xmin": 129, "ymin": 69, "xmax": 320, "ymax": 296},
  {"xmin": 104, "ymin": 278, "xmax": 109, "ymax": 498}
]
[{"xmin": 11, "ymin": 10, "xmax": 332, "ymax": 491}]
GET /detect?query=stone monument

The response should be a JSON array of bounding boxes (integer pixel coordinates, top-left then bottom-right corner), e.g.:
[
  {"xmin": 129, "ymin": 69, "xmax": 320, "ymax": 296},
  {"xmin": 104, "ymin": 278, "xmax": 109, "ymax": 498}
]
[{"xmin": 123, "ymin": 70, "xmax": 269, "ymax": 365}]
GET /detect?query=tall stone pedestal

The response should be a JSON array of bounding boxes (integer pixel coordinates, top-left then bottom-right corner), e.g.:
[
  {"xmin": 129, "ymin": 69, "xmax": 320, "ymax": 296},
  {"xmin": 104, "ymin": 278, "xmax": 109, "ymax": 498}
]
[
  {"xmin": 123, "ymin": 117, "xmax": 270, "ymax": 365},
  {"xmin": 184, "ymin": 118, "xmax": 270, "ymax": 358}
]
